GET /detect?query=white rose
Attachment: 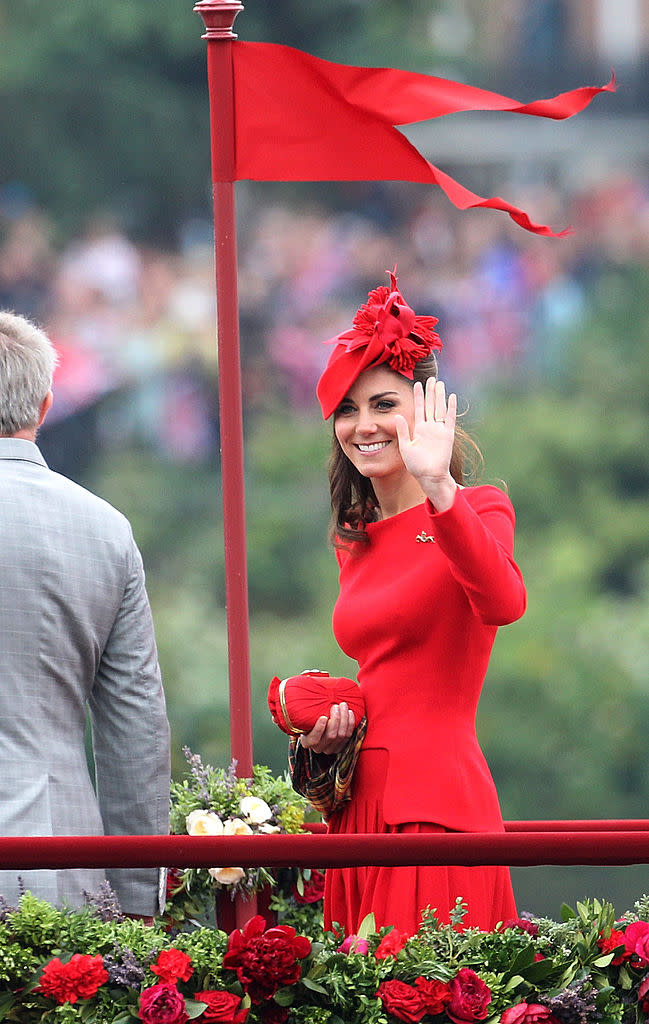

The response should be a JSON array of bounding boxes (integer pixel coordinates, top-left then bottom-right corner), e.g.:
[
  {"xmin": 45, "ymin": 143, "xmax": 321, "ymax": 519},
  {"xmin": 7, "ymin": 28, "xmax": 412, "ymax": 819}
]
[
  {"xmin": 223, "ymin": 817, "xmax": 254, "ymax": 836},
  {"xmin": 258, "ymin": 823, "xmax": 281, "ymax": 834},
  {"xmin": 205, "ymin": 818, "xmax": 252, "ymax": 886},
  {"xmin": 186, "ymin": 809, "xmax": 224, "ymax": 836},
  {"xmin": 209, "ymin": 866, "xmax": 245, "ymax": 885},
  {"xmin": 239, "ymin": 795, "xmax": 272, "ymax": 824}
]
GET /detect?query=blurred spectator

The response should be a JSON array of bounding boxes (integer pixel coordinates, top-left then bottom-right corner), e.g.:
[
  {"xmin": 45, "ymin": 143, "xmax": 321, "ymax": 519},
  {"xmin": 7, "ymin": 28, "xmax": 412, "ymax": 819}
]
[
  {"xmin": 0, "ymin": 165, "xmax": 647, "ymax": 474},
  {"xmin": 0, "ymin": 208, "xmax": 55, "ymax": 320}
]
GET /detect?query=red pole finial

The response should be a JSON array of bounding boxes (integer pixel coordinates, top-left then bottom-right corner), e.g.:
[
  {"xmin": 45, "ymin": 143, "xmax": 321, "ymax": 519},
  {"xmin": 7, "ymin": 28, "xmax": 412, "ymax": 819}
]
[{"xmin": 193, "ymin": 0, "xmax": 243, "ymax": 39}]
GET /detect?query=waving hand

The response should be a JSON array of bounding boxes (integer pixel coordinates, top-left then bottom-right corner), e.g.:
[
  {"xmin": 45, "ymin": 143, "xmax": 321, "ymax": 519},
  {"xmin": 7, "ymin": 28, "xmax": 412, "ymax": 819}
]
[{"xmin": 395, "ymin": 378, "xmax": 458, "ymax": 512}]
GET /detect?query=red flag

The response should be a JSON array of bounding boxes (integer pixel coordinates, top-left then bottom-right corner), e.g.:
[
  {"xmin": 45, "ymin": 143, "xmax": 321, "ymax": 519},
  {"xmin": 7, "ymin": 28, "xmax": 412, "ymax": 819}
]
[{"xmin": 218, "ymin": 42, "xmax": 614, "ymax": 237}]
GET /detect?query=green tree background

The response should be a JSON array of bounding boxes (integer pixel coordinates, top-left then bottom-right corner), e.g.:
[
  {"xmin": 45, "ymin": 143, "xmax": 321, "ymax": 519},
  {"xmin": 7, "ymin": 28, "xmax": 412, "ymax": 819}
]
[{"xmin": 2, "ymin": 0, "xmax": 648, "ymax": 917}]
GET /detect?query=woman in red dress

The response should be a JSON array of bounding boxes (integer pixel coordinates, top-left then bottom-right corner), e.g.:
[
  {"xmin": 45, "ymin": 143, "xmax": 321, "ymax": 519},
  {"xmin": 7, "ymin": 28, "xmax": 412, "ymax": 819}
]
[{"xmin": 297, "ymin": 270, "xmax": 527, "ymax": 937}]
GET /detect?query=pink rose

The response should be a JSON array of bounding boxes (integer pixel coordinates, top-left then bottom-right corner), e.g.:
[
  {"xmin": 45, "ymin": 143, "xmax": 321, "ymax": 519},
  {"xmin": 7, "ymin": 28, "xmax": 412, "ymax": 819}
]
[
  {"xmin": 446, "ymin": 968, "xmax": 492, "ymax": 1024},
  {"xmin": 501, "ymin": 1003, "xmax": 560, "ymax": 1024},
  {"xmin": 337, "ymin": 935, "xmax": 369, "ymax": 954},
  {"xmin": 624, "ymin": 921, "xmax": 649, "ymax": 965},
  {"xmin": 138, "ymin": 983, "xmax": 189, "ymax": 1024}
]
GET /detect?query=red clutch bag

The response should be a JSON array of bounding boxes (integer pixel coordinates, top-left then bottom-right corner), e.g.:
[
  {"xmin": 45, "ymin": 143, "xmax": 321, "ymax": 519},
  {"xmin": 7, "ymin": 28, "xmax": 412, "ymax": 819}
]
[{"xmin": 267, "ymin": 670, "xmax": 365, "ymax": 736}]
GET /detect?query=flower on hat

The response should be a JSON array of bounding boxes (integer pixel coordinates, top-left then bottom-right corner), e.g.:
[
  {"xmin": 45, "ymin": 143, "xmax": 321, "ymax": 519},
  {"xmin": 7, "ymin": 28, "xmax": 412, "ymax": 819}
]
[
  {"xmin": 316, "ymin": 268, "xmax": 442, "ymax": 418},
  {"xmin": 334, "ymin": 269, "xmax": 441, "ymax": 376}
]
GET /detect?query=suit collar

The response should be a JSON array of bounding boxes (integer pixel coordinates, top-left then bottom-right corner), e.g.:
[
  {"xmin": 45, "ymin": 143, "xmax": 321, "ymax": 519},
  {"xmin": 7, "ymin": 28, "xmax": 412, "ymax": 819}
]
[{"xmin": 0, "ymin": 438, "xmax": 48, "ymax": 468}]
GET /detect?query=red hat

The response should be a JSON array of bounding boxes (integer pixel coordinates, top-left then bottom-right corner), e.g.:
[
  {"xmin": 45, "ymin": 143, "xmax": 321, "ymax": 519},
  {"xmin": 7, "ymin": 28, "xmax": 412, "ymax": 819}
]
[
  {"xmin": 316, "ymin": 269, "xmax": 442, "ymax": 419},
  {"xmin": 268, "ymin": 670, "xmax": 365, "ymax": 736}
]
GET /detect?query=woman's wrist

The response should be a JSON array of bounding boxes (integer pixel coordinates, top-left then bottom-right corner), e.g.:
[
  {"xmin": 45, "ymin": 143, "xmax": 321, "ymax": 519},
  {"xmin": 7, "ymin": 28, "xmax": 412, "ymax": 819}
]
[{"xmin": 422, "ymin": 475, "xmax": 457, "ymax": 513}]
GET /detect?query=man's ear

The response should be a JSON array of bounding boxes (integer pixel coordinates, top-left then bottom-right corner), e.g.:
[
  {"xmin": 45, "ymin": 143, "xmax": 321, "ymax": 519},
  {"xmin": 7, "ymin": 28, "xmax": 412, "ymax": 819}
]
[{"xmin": 38, "ymin": 390, "xmax": 53, "ymax": 427}]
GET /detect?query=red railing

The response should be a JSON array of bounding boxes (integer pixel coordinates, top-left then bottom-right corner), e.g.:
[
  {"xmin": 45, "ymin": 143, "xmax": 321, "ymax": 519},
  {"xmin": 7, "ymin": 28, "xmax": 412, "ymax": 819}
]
[{"xmin": 3, "ymin": 822, "xmax": 649, "ymax": 872}]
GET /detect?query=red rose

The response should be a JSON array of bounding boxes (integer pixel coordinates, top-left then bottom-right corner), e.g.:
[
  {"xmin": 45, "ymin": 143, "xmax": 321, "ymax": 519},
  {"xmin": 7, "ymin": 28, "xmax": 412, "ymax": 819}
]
[
  {"xmin": 40, "ymin": 953, "xmax": 108, "ymax": 1004},
  {"xmin": 376, "ymin": 979, "xmax": 427, "ymax": 1022},
  {"xmin": 195, "ymin": 990, "xmax": 249, "ymax": 1022},
  {"xmin": 414, "ymin": 977, "xmax": 452, "ymax": 1014},
  {"xmin": 446, "ymin": 968, "xmax": 492, "ymax": 1024},
  {"xmin": 638, "ymin": 977, "xmax": 649, "ymax": 1013},
  {"xmin": 222, "ymin": 915, "xmax": 311, "ymax": 1004},
  {"xmin": 292, "ymin": 869, "xmax": 326, "ymax": 905},
  {"xmin": 598, "ymin": 928, "xmax": 631, "ymax": 965},
  {"xmin": 499, "ymin": 918, "xmax": 539, "ymax": 938},
  {"xmin": 500, "ymin": 1003, "xmax": 560, "ymax": 1024},
  {"xmin": 151, "ymin": 949, "xmax": 194, "ymax": 984},
  {"xmin": 624, "ymin": 921, "xmax": 649, "ymax": 965},
  {"xmin": 139, "ymin": 983, "xmax": 188, "ymax": 1024},
  {"xmin": 375, "ymin": 928, "xmax": 410, "ymax": 960}
]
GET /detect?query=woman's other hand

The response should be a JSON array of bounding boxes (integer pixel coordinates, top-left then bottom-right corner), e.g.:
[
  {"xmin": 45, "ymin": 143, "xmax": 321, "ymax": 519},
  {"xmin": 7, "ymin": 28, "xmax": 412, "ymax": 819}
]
[
  {"xmin": 395, "ymin": 377, "xmax": 457, "ymax": 512},
  {"xmin": 300, "ymin": 702, "xmax": 355, "ymax": 755}
]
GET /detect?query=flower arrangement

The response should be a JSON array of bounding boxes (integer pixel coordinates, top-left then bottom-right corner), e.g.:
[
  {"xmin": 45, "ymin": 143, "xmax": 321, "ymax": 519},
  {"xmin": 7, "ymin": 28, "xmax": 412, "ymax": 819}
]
[
  {"xmin": 2, "ymin": 890, "xmax": 649, "ymax": 1022},
  {"xmin": 167, "ymin": 750, "xmax": 312, "ymax": 925}
]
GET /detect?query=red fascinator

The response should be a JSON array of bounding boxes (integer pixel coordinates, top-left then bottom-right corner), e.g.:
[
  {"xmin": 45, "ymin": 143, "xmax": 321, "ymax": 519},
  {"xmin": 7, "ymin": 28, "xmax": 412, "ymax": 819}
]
[
  {"xmin": 268, "ymin": 670, "xmax": 365, "ymax": 736},
  {"xmin": 316, "ymin": 269, "xmax": 442, "ymax": 419}
]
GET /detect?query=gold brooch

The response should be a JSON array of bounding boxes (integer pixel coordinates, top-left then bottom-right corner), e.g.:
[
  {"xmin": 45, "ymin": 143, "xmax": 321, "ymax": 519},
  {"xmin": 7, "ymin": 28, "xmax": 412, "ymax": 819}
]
[{"xmin": 415, "ymin": 531, "xmax": 435, "ymax": 543}]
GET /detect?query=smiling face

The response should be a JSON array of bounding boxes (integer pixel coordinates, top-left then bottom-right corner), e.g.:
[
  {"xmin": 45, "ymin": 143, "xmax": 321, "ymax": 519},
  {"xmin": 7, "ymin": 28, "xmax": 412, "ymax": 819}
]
[{"xmin": 333, "ymin": 365, "xmax": 415, "ymax": 483}]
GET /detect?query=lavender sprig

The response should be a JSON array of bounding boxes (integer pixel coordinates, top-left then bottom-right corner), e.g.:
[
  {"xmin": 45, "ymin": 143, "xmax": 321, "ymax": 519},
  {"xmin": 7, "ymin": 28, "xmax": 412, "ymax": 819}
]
[
  {"xmin": 545, "ymin": 981, "xmax": 603, "ymax": 1024},
  {"xmin": 103, "ymin": 945, "xmax": 146, "ymax": 989},
  {"xmin": 83, "ymin": 881, "xmax": 124, "ymax": 922},
  {"xmin": 183, "ymin": 745, "xmax": 211, "ymax": 804},
  {"xmin": 0, "ymin": 894, "xmax": 15, "ymax": 922},
  {"xmin": 225, "ymin": 758, "xmax": 239, "ymax": 793}
]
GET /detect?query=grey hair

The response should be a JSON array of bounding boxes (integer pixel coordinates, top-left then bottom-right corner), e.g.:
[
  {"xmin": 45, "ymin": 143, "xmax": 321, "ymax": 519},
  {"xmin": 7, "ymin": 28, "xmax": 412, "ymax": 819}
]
[{"xmin": 0, "ymin": 311, "xmax": 58, "ymax": 435}]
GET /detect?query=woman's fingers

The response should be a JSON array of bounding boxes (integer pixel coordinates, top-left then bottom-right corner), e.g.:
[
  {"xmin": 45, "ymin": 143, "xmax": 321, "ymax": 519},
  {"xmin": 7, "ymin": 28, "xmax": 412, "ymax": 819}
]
[
  {"xmin": 300, "ymin": 703, "xmax": 355, "ymax": 754},
  {"xmin": 423, "ymin": 377, "xmax": 457, "ymax": 430},
  {"xmin": 394, "ymin": 413, "xmax": 411, "ymax": 451},
  {"xmin": 300, "ymin": 715, "xmax": 328, "ymax": 749},
  {"xmin": 345, "ymin": 708, "xmax": 356, "ymax": 735},
  {"xmin": 424, "ymin": 376, "xmax": 437, "ymax": 422},
  {"xmin": 446, "ymin": 391, "xmax": 457, "ymax": 431}
]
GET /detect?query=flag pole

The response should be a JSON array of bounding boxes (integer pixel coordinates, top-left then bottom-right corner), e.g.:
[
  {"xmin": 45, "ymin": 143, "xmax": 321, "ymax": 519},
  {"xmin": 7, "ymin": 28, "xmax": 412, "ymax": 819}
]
[{"xmin": 194, "ymin": 0, "xmax": 253, "ymax": 780}]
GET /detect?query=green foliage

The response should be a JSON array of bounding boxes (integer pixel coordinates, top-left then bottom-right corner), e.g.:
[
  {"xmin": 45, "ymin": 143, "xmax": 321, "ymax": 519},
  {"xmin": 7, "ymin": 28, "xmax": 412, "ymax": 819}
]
[
  {"xmin": 0, "ymin": 0, "xmax": 210, "ymax": 239},
  {"xmin": 3, "ymin": 888, "xmax": 649, "ymax": 1024},
  {"xmin": 476, "ymin": 266, "xmax": 649, "ymax": 820}
]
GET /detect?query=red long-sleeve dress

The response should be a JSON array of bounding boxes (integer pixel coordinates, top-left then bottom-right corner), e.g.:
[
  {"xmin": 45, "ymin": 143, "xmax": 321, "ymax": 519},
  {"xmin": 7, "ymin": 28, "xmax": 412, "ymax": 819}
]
[{"xmin": 324, "ymin": 484, "xmax": 527, "ymax": 936}]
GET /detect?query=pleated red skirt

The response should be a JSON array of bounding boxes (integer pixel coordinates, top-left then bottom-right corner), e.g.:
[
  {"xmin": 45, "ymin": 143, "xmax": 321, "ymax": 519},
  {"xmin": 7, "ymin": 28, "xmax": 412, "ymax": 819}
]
[{"xmin": 324, "ymin": 749, "xmax": 516, "ymax": 937}]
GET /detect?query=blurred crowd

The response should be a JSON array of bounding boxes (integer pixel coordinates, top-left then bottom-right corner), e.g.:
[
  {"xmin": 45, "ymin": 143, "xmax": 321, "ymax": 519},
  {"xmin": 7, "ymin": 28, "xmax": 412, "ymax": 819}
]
[{"xmin": 1, "ymin": 168, "xmax": 648, "ymax": 465}]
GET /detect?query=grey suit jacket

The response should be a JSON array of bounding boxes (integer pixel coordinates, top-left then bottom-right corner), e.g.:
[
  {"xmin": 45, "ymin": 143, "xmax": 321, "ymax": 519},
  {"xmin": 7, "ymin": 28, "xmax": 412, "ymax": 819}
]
[{"xmin": 0, "ymin": 438, "xmax": 170, "ymax": 914}]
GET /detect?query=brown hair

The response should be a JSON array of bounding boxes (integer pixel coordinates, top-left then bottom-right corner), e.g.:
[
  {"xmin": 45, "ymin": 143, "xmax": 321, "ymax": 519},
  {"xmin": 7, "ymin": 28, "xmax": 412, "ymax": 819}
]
[{"xmin": 328, "ymin": 353, "xmax": 483, "ymax": 548}]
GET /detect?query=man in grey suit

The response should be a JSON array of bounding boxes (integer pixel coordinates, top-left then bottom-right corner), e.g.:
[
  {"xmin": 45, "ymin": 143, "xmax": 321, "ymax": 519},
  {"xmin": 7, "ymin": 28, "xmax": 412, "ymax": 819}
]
[{"xmin": 0, "ymin": 311, "xmax": 171, "ymax": 916}]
